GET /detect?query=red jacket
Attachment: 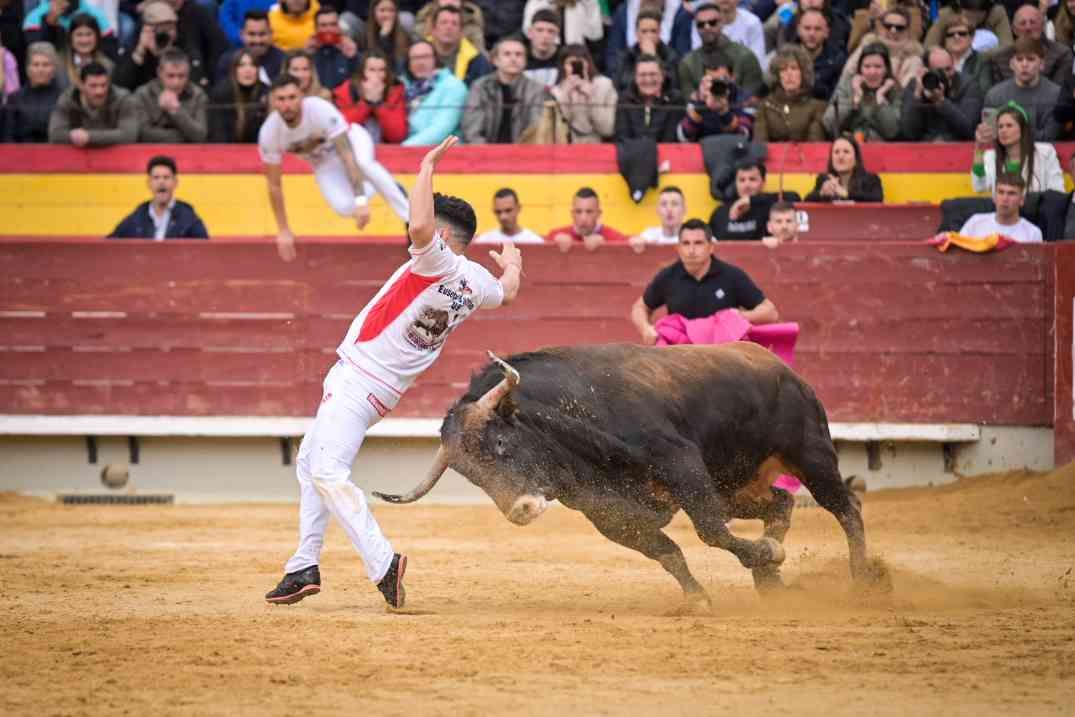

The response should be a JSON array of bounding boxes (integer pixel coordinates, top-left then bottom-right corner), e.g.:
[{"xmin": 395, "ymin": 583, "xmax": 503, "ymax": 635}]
[{"xmin": 333, "ymin": 81, "xmax": 408, "ymax": 143}]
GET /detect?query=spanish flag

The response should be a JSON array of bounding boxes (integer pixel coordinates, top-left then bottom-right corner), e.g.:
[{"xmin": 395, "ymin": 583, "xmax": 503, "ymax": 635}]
[{"xmin": 926, "ymin": 232, "xmax": 1016, "ymax": 253}]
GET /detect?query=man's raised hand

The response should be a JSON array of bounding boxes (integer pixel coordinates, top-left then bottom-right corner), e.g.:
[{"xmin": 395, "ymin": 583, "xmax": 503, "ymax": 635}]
[
  {"xmin": 489, "ymin": 240, "xmax": 522, "ymax": 272},
  {"xmin": 421, "ymin": 135, "xmax": 459, "ymax": 169}
]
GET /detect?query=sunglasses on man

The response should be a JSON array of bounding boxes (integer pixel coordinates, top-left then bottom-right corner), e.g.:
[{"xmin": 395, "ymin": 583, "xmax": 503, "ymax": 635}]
[
  {"xmin": 945, "ymin": 29, "xmax": 971, "ymax": 38},
  {"xmin": 696, "ymin": 18, "xmax": 720, "ymax": 28},
  {"xmin": 881, "ymin": 21, "xmax": 908, "ymax": 32}
]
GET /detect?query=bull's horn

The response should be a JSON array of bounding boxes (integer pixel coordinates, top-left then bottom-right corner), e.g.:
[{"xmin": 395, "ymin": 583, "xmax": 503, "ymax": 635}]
[
  {"xmin": 372, "ymin": 445, "xmax": 449, "ymax": 504},
  {"xmin": 472, "ymin": 351, "xmax": 520, "ymax": 416}
]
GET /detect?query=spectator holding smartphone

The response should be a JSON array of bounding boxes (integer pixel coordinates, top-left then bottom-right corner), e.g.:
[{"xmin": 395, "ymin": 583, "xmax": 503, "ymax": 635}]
[
  {"xmin": 549, "ymin": 43, "xmax": 617, "ymax": 143},
  {"xmin": 971, "ymin": 102, "xmax": 1064, "ymax": 194}
]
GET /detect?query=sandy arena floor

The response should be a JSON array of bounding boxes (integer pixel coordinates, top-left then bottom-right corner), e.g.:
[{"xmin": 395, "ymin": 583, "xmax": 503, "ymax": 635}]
[{"xmin": 2, "ymin": 465, "xmax": 1074, "ymax": 716}]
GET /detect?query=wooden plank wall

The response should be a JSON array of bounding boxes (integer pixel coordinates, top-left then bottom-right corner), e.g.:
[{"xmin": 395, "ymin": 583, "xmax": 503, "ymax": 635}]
[
  {"xmin": 1055, "ymin": 244, "xmax": 1075, "ymax": 465},
  {"xmin": 0, "ymin": 240, "xmax": 1054, "ymax": 426}
]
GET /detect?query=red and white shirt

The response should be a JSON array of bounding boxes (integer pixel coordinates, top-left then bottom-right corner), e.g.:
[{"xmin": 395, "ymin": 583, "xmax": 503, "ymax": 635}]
[{"xmin": 337, "ymin": 233, "xmax": 504, "ymax": 396}]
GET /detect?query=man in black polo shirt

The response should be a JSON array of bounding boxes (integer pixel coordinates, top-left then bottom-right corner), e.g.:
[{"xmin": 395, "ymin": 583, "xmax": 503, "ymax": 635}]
[{"xmin": 630, "ymin": 218, "xmax": 778, "ymax": 344}]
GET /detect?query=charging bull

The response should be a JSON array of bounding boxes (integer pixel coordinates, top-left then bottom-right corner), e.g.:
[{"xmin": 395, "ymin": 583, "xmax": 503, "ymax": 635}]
[{"xmin": 375, "ymin": 343, "xmax": 869, "ymax": 606}]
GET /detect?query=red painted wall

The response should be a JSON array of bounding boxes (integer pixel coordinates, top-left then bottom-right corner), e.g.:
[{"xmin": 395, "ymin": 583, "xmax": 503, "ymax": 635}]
[
  {"xmin": 0, "ymin": 240, "xmax": 1055, "ymax": 428},
  {"xmin": 1055, "ymin": 244, "xmax": 1075, "ymax": 465}
]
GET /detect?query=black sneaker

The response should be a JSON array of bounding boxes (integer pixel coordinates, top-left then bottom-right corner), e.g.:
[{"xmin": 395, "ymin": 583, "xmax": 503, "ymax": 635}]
[
  {"xmin": 377, "ymin": 553, "xmax": 407, "ymax": 609},
  {"xmin": 265, "ymin": 565, "xmax": 321, "ymax": 605}
]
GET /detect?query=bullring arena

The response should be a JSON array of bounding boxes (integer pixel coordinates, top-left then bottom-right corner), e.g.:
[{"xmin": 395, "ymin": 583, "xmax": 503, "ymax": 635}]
[{"xmin": 2, "ymin": 144, "xmax": 1074, "ymax": 715}]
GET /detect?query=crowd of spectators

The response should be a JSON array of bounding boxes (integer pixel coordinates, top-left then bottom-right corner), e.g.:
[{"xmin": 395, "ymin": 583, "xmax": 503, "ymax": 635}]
[{"xmin": 1, "ymin": 0, "xmax": 1074, "ymax": 242}]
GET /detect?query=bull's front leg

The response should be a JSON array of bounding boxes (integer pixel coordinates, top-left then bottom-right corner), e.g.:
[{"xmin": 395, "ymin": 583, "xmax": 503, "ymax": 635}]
[
  {"xmin": 664, "ymin": 455, "xmax": 786, "ymax": 573},
  {"xmin": 730, "ymin": 486, "xmax": 795, "ymax": 593},
  {"xmin": 582, "ymin": 507, "xmax": 711, "ymax": 609}
]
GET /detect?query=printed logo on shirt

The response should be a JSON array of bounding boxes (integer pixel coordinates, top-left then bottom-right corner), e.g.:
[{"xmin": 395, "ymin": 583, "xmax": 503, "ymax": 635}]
[
  {"xmin": 286, "ymin": 132, "xmax": 328, "ymax": 161},
  {"xmin": 321, "ymin": 392, "xmax": 333, "ymax": 405},
  {"xmin": 715, "ymin": 289, "xmax": 726, "ymax": 299},
  {"xmin": 405, "ymin": 307, "xmax": 452, "ymax": 350},
  {"xmin": 437, "ymin": 279, "xmax": 476, "ymax": 312}
]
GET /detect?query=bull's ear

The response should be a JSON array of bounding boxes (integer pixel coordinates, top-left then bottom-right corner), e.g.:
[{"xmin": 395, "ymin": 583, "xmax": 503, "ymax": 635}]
[{"xmin": 495, "ymin": 391, "xmax": 518, "ymax": 422}]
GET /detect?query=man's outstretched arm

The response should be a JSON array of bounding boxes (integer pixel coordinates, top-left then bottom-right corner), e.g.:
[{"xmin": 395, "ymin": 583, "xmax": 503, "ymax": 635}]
[
  {"xmin": 489, "ymin": 241, "xmax": 522, "ymax": 306},
  {"xmin": 408, "ymin": 135, "xmax": 458, "ymax": 251}
]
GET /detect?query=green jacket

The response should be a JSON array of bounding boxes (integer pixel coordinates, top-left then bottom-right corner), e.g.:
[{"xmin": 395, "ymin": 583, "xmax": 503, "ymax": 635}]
[
  {"xmin": 677, "ymin": 37, "xmax": 764, "ymax": 98},
  {"xmin": 48, "ymin": 85, "xmax": 138, "ymax": 146}
]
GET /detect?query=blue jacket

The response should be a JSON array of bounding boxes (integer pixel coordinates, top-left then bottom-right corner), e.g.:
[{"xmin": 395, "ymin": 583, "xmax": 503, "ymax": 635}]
[
  {"xmin": 402, "ymin": 68, "xmax": 467, "ymax": 147},
  {"xmin": 218, "ymin": 0, "xmax": 275, "ymax": 47},
  {"xmin": 108, "ymin": 201, "xmax": 209, "ymax": 239}
]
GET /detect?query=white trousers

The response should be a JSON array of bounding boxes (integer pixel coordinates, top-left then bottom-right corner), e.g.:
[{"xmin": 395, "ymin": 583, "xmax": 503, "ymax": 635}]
[
  {"xmin": 284, "ymin": 360, "xmax": 399, "ymax": 583},
  {"xmin": 314, "ymin": 125, "xmax": 410, "ymax": 222}
]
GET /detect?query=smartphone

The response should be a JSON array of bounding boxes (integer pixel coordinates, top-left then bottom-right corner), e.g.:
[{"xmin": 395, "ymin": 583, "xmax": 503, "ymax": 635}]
[
  {"xmin": 981, "ymin": 108, "xmax": 998, "ymax": 129},
  {"xmin": 571, "ymin": 60, "xmax": 585, "ymax": 77}
]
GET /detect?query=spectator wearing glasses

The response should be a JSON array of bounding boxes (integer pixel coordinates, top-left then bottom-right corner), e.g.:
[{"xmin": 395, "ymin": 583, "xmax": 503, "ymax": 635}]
[
  {"xmin": 754, "ymin": 45, "xmax": 826, "ymax": 141},
  {"xmin": 679, "ymin": 2, "xmax": 764, "ymax": 98},
  {"xmin": 825, "ymin": 42, "xmax": 901, "ymax": 141},
  {"xmin": 987, "ymin": 4, "xmax": 1073, "ymax": 88},
  {"xmin": 849, "ymin": 0, "xmax": 924, "ymax": 53},
  {"xmin": 924, "ymin": 0, "xmax": 1012, "ymax": 50},
  {"xmin": 474, "ymin": 188, "xmax": 545, "ymax": 245},
  {"xmin": 937, "ymin": 13, "xmax": 991, "ymax": 97},
  {"xmin": 839, "ymin": 7, "xmax": 923, "ymax": 90},
  {"xmin": 805, "ymin": 135, "xmax": 884, "ymax": 202},
  {"xmin": 982, "ymin": 38, "xmax": 1061, "ymax": 141},
  {"xmin": 901, "ymin": 46, "xmax": 982, "ymax": 142}
]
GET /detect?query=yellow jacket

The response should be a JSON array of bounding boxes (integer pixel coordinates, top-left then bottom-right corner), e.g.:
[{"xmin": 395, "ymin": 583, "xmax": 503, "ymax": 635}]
[{"xmin": 269, "ymin": 0, "xmax": 319, "ymax": 52}]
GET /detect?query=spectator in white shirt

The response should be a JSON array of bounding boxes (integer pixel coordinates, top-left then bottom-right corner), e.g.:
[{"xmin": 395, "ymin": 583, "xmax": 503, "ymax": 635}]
[
  {"xmin": 959, "ymin": 172, "xmax": 1044, "ymax": 244},
  {"xmin": 715, "ymin": 0, "xmax": 766, "ymax": 70},
  {"xmin": 474, "ymin": 188, "xmax": 546, "ymax": 244},
  {"xmin": 629, "ymin": 185, "xmax": 686, "ymax": 252}
]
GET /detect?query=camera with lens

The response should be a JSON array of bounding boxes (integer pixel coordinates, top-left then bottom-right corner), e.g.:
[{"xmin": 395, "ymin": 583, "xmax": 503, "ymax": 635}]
[
  {"xmin": 921, "ymin": 69, "xmax": 949, "ymax": 95},
  {"xmin": 154, "ymin": 29, "xmax": 174, "ymax": 49},
  {"xmin": 707, "ymin": 78, "xmax": 730, "ymax": 98},
  {"xmin": 570, "ymin": 59, "xmax": 585, "ymax": 77}
]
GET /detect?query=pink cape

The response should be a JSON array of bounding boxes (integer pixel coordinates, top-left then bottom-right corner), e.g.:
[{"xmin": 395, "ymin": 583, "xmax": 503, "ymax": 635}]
[{"xmin": 654, "ymin": 310, "xmax": 803, "ymax": 493}]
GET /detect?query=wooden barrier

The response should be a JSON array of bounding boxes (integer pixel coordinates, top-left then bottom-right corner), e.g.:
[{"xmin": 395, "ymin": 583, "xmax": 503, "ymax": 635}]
[
  {"xmin": 796, "ymin": 203, "xmax": 941, "ymax": 241},
  {"xmin": 0, "ymin": 239, "xmax": 1059, "ymax": 439}
]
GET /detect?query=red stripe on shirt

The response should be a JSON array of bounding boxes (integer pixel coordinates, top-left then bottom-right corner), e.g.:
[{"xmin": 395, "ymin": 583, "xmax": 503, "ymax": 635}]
[{"xmin": 357, "ymin": 268, "xmax": 442, "ymax": 342}]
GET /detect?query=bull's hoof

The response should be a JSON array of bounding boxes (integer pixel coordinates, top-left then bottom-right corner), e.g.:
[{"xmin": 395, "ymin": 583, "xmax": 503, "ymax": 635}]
[
  {"xmin": 761, "ymin": 537, "xmax": 786, "ymax": 566},
  {"xmin": 752, "ymin": 565, "xmax": 785, "ymax": 594}
]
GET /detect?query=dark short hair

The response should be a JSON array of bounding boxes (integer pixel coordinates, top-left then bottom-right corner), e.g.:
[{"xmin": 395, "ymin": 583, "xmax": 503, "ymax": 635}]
[
  {"xmin": 574, "ymin": 186, "xmax": 599, "ymax": 201},
  {"xmin": 432, "ymin": 5, "xmax": 462, "ymax": 25},
  {"xmin": 636, "ymin": 9, "xmax": 662, "ymax": 27},
  {"xmin": 694, "ymin": 3, "xmax": 719, "ymax": 16},
  {"xmin": 270, "ymin": 73, "xmax": 301, "ymax": 92},
  {"xmin": 147, "ymin": 155, "xmax": 178, "ymax": 175},
  {"xmin": 635, "ymin": 53, "xmax": 662, "ymax": 67},
  {"xmin": 434, "ymin": 192, "xmax": 478, "ymax": 244},
  {"xmin": 995, "ymin": 172, "xmax": 1027, "ymax": 191},
  {"xmin": 159, "ymin": 47, "xmax": 190, "ymax": 67},
  {"xmin": 493, "ymin": 187, "xmax": 519, "ymax": 202},
  {"xmin": 769, "ymin": 200, "xmax": 796, "ymax": 216},
  {"xmin": 494, "ymin": 33, "xmax": 527, "ymax": 53},
  {"xmin": 314, "ymin": 6, "xmax": 338, "ymax": 19},
  {"xmin": 80, "ymin": 61, "xmax": 110, "ymax": 82},
  {"xmin": 736, "ymin": 160, "xmax": 767, "ymax": 179},
  {"xmin": 531, "ymin": 8, "xmax": 561, "ymax": 28},
  {"xmin": 679, "ymin": 218, "xmax": 713, "ymax": 240},
  {"xmin": 659, "ymin": 186, "xmax": 684, "ymax": 198},
  {"xmin": 799, "ymin": 8, "xmax": 831, "ymax": 28},
  {"xmin": 243, "ymin": 9, "xmax": 269, "ymax": 25},
  {"xmin": 702, "ymin": 48, "xmax": 733, "ymax": 72}
]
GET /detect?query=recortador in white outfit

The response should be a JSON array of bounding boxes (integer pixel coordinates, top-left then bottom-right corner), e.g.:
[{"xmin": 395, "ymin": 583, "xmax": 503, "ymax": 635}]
[
  {"xmin": 284, "ymin": 233, "xmax": 504, "ymax": 585},
  {"xmin": 259, "ymin": 96, "xmax": 410, "ymax": 221}
]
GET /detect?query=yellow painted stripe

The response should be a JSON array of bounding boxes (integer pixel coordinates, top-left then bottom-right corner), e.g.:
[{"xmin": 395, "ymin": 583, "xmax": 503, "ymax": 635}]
[{"xmin": 0, "ymin": 172, "xmax": 1010, "ymax": 237}]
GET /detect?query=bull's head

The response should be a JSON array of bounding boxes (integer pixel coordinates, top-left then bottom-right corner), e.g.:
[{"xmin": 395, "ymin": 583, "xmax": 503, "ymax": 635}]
[{"xmin": 373, "ymin": 352, "xmax": 556, "ymax": 526}]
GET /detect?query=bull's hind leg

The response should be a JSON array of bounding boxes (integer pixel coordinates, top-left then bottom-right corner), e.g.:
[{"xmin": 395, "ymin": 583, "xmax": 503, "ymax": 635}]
[
  {"xmin": 583, "ymin": 507, "xmax": 710, "ymax": 607},
  {"xmin": 730, "ymin": 486, "xmax": 795, "ymax": 592},
  {"xmin": 794, "ymin": 439, "xmax": 868, "ymax": 583}
]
